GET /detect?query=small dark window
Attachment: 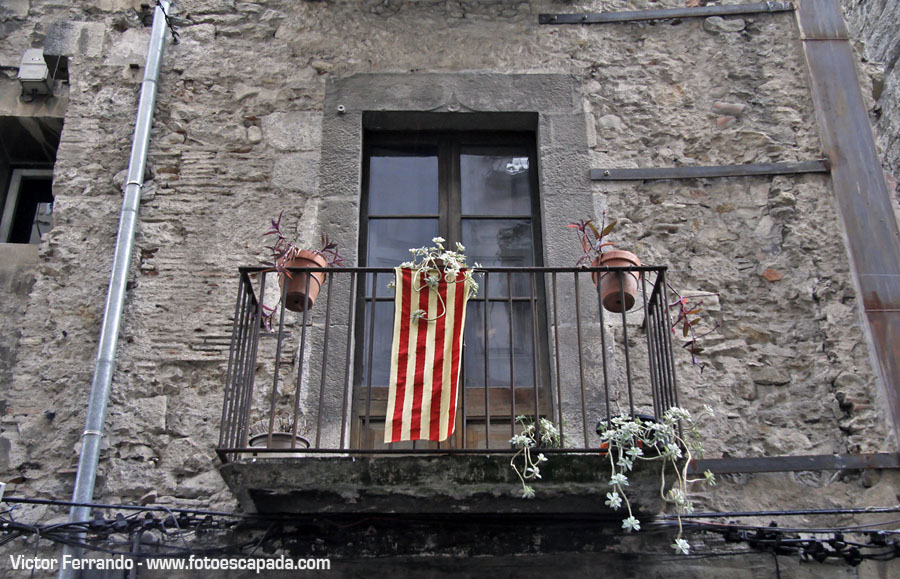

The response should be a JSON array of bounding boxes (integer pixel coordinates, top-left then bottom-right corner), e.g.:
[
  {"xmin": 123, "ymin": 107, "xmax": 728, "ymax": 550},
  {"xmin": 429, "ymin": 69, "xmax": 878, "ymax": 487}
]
[
  {"xmin": 0, "ymin": 116, "xmax": 62, "ymax": 244},
  {"xmin": 44, "ymin": 54, "xmax": 69, "ymax": 84},
  {"xmin": 0, "ymin": 169, "xmax": 54, "ymax": 243}
]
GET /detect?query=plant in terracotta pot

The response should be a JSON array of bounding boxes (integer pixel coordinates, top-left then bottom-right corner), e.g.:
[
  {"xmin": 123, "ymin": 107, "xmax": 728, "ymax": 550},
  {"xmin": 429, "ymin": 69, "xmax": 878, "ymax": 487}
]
[
  {"xmin": 568, "ymin": 213, "xmax": 641, "ymax": 312},
  {"xmin": 568, "ymin": 214, "xmax": 720, "ymax": 371},
  {"xmin": 262, "ymin": 212, "xmax": 344, "ymax": 315}
]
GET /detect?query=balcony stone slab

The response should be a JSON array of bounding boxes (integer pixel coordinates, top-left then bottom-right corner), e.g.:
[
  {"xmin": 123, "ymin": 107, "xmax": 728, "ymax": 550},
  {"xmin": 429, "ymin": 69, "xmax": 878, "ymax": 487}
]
[{"xmin": 219, "ymin": 453, "xmax": 664, "ymax": 518}]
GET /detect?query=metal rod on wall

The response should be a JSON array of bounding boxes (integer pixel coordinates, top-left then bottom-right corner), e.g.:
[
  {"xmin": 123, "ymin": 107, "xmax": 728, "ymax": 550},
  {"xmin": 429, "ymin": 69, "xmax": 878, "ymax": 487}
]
[
  {"xmin": 540, "ymin": 2, "xmax": 794, "ymax": 25},
  {"xmin": 591, "ymin": 160, "xmax": 829, "ymax": 181}
]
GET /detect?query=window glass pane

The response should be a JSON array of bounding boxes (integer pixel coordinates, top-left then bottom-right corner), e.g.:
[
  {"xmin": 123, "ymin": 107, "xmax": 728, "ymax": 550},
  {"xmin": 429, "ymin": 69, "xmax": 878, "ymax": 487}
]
[
  {"xmin": 460, "ymin": 146, "xmax": 532, "ymax": 216},
  {"xmin": 366, "ymin": 218, "xmax": 438, "ymax": 298},
  {"xmin": 464, "ymin": 301, "xmax": 536, "ymax": 389},
  {"xmin": 368, "ymin": 146, "xmax": 439, "ymax": 215},
  {"xmin": 461, "ymin": 219, "xmax": 533, "ymax": 266},
  {"xmin": 367, "ymin": 219, "xmax": 439, "ymax": 267},
  {"xmin": 361, "ymin": 300, "xmax": 394, "ymax": 389},
  {"xmin": 462, "ymin": 218, "xmax": 533, "ymax": 297}
]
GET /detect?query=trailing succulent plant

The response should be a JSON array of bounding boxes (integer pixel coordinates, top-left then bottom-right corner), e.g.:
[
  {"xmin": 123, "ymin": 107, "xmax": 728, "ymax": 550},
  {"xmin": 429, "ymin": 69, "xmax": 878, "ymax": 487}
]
[
  {"xmin": 596, "ymin": 406, "xmax": 716, "ymax": 555},
  {"xmin": 388, "ymin": 236, "xmax": 481, "ymax": 323},
  {"xmin": 509, "ymin": 415, "xmax": 562, "ymax": 500}
]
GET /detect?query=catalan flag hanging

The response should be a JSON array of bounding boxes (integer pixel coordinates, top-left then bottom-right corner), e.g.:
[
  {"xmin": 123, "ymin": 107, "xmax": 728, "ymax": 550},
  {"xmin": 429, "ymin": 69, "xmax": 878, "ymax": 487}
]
[{"xmin": 384, "ymin": 267, "xmax": 471, "ymax": 443}]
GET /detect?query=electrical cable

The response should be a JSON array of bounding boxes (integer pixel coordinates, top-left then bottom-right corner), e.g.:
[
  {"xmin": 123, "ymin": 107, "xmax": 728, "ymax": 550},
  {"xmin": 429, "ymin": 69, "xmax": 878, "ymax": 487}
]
[
  {"xmin": 4, "ymin": 496, "xmax": 254, "ymax": 519},
  {"xmin": 155, "ymin": 0, "xmax": 180, "ymax": 44},
  {"xmin": 656, "ymin": 519, "xmax": 900, "ymax": 535},
  {"xmin": 3, "ymin": 495, "xmax": 900, "ymax": 564},
  {"xmin": 658, "ymin": 505, "xmax": 900, "ymax": 519}
]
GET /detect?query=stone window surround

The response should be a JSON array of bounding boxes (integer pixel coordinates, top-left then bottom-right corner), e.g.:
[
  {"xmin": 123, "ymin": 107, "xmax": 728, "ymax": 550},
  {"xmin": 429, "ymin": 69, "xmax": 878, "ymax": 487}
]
[{"xmin": 319, "ymin": 73, "xmax": 593, "ymax": 267}]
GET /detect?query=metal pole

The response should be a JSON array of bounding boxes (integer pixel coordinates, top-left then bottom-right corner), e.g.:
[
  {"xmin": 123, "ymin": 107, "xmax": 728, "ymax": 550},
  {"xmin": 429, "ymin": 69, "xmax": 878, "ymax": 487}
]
[{"xmin": 61, "ymin": 3, "xmax": 171, "ymax": 576}]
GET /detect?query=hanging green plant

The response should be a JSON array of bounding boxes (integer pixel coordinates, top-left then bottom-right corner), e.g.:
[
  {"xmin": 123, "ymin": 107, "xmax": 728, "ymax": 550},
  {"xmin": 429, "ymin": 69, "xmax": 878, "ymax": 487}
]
[
  {"xmin": 596, "ymin": 406, "xmax": 717, "ymax": 555},
  {"xmin": 509, "ymin": 415, "xmax": 562, "ymax": 499}
]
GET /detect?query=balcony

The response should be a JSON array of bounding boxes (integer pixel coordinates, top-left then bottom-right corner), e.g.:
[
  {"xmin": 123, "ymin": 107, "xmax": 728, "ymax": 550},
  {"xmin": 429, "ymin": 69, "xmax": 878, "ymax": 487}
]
[{"xmin": 216, "ymin": 265, "xmax": 680, "ymax": 515}]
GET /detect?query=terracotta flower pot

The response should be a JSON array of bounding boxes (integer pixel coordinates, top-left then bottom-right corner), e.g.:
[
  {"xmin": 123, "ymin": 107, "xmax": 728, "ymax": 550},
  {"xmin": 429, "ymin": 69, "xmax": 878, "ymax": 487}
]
[
  {"xmin": 282, "ymin": 250, "xmax": 328, "ymax": 312},
  {"xmin": 592, "ymin": 250, "xmax": 641, "ymax": 313}
]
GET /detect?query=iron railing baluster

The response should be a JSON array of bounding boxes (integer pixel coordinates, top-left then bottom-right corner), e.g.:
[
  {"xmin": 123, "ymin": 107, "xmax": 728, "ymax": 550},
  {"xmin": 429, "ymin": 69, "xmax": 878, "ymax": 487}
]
[{"xmin": 217, "ymin": 265, "xmax": 676, "ymax": 456}]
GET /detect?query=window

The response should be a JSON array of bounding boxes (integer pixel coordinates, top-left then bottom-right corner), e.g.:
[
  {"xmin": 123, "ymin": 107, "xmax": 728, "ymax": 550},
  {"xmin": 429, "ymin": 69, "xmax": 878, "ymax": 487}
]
[
  {"xmin": 0, "ymin": 116, "xmax": 62, "ymax": 244},
  {"xmin": 354, "ymin": 130, "xmax": 548, "ymax": 448},
  {"xmin": 0, "ymin": 169, "xmax": 54, "ymax": 244}
]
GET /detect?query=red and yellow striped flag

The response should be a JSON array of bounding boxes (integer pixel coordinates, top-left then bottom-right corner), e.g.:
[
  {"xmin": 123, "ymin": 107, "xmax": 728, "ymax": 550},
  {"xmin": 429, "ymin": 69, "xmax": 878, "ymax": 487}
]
[{"xmin": 385, "ymin": 267, "xmax": 471, "ymax": 443}]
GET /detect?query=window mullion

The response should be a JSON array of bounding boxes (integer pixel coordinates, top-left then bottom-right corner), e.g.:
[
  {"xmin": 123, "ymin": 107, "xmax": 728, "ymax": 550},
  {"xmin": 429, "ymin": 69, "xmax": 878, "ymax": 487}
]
[
  {"xmin": 447, "ymin": 136, "xmax": 462, "ymax": 246},
  {"xmin": 527, "ymin": 139, "xmax": 544, "ymax": 267},
  {"xmin": 438, "ymin": 135, "xmax": 452, "ymax": 242}
]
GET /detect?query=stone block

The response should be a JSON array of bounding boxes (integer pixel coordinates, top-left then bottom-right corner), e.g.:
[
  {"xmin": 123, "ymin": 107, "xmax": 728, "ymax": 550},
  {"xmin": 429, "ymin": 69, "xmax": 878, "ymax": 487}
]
[
  {"xmin": 272, "ymin": 152, "xmax": 320, "ymax": 194},
  {"xmin": 103, "ymin": 459, "xmax": 175, "ymax": 499},
  {"xmin": 597, "ymin": 114, "xmax": 624, "ymax": 130},
  {"xmin": 44, "ymin": 21, "xmax": 106, "ymax": 58},
  {"xmin": 0, "ymin": 0, "xmax": 28, "ymax": 20},
  {"xmin": 114, "ymin": 395, "xmax": 168, "ymax": 436},
  {"xmin": 751, "ymin": 367, "xmax": 791, "ymax": 386},
  {"xmin": 104, "ymin": 28, "xmax": 150, "ymax": 66},
  {"xmin": 716, "ymin": 115, "xmax": 737, "ymax": 128},
  {"xmin": 95, "ymin": 0, "xmax": 144, "ymax": 10},
  {"xmin": 162, "ymin": 437, "xmax": 214, "ymax": 476},
  {"xmin": 176, "ymin": 469, "xmax": 227, "ymax": 499},
  {"xmin": 247, "ymin": 125, "xmax": 262, "ymax": 144},
  {"xmin": 262, "ymin": 111, "xmax": 322, "ymax": 151},
  {"xmin": 703, "ymin": 17, "xmax": 746, "ymax": 34},
  {"xmin": 712, "ymin": 102, "xmax": 748, "ymax": 116}
]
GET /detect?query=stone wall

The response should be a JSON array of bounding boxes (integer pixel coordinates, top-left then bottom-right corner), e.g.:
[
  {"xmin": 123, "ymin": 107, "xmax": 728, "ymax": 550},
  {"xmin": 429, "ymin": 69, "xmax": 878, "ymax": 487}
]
[
  {"xmin": 1, "ymin": 0, "xmax": 899, "ymax": 575},
  {"xmin": 0, "ymin": 244, "xmax": 38, "ymax": 476},
  {"xmin": 844, "ymin": 0, "xmax": 900, "ymax": 192}
]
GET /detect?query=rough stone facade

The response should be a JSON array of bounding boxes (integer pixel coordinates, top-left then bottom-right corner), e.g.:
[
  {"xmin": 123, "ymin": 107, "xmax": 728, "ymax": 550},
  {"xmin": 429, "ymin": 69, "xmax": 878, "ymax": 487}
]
[
  {"xmin": 844, "ymin": 0, "xmax": 900, "ymax": 191},
  {"xmin": 1, "ymin": 0, "xmax": 900, "ymax": 577}
]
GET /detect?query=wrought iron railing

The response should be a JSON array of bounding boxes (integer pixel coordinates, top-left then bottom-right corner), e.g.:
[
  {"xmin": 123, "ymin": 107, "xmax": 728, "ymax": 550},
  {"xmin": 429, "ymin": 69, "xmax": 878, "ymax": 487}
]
[{"xmin": 217, "ymin": 265, "xmax": 679, "ymax": 462}]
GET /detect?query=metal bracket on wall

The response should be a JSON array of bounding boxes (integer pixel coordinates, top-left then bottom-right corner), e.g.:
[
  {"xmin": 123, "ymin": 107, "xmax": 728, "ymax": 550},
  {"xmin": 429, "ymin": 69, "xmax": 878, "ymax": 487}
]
[
  {"xmin": 689, "ymin": 452, "xmax": 900, "ymax": 474},
  {"xmin": 539, "ymin": 2, "xmax": 794, "ymax": 25},
  {"xmin": 591, "ymin": 160, "xmax": 829, "ymax": 181}
]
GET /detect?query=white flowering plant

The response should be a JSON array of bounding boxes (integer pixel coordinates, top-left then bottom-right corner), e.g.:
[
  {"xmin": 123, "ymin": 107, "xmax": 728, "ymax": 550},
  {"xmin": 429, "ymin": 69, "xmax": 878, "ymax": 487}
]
[
  {"xmin": 509, "ymin": 415, "xmax": 562, "ymax": 499},
  {"xmin": 388, "ymin": 237, "xmax": 481, "ymax": 322},
  {"xmin": 597, "ymin": 405, "xmax": 716, "ymax": 555}
]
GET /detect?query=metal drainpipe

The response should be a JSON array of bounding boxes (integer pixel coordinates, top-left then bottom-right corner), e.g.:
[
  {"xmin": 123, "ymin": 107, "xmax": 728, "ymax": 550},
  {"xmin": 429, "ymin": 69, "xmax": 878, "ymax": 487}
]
[{"xmin": 59, "ymin": 2, "xmax": 171, "ymax": 576}]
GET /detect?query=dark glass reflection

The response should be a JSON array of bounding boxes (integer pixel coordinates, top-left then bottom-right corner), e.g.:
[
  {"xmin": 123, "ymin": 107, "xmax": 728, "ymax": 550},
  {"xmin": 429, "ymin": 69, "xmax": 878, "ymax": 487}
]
[
  {"xmin": 462, "ymin": 219, "xmax": 533, "ymax": 297},
  {"xmin": 461, "ymin": 147, "xmax": 532, "ymax": 216}
]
